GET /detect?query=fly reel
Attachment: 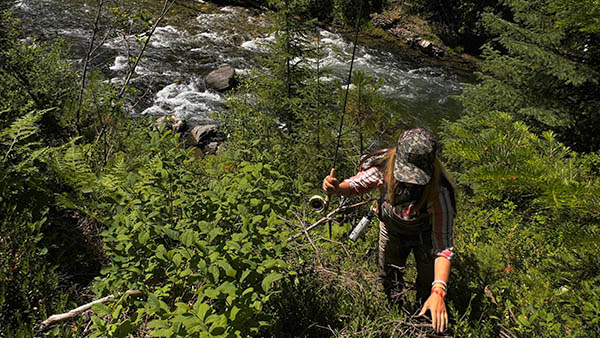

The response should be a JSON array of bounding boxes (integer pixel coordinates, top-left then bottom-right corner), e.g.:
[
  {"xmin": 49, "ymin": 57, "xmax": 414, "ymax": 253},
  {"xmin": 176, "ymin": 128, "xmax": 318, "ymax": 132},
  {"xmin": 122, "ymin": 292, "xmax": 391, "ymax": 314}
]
[{"xmin": 308, "ymin": 195, "xmax": 328, "ymax": 213}]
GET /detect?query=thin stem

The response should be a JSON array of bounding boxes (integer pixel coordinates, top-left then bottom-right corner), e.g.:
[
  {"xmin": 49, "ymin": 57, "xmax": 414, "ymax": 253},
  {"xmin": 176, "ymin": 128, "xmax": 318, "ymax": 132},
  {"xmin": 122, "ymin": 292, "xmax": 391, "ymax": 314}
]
[{"xmin": 77, "ymin": 0, "xmax": 104, "ymax": 136}]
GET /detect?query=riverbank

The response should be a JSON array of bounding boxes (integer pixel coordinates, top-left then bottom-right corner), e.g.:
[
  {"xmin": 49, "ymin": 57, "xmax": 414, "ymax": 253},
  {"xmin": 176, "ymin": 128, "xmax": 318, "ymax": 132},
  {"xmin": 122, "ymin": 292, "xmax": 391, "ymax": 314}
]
[{"xmin": 331, "ymin": 4, "xmax": 482, "ymax": 75}]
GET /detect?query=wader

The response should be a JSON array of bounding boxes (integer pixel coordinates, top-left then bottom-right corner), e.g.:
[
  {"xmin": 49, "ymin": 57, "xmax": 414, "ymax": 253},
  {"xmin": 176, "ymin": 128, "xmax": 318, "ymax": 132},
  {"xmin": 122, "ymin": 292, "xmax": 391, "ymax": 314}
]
[{"xmin": 378, "ymin": 200, "xmax": 434, "ymax": 306}]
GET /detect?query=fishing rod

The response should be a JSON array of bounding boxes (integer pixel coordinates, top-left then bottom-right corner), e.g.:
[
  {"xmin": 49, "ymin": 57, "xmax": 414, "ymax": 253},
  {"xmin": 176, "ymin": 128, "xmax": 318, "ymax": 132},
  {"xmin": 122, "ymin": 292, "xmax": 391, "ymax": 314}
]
[
  {"xmin": 309, "ymin": 0, "xmax": 363, "ymax": 207},
  {"xmin": 308, "ymin": 0, "xmax": 364, "ymax": 239}
]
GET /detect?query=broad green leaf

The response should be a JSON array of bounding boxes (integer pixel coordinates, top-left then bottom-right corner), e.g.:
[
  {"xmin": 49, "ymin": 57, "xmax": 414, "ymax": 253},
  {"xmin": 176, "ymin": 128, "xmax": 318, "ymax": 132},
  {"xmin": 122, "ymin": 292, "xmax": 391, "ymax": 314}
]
[
  {"xmin": 172, "ymin": 253, "xmax": 183, "ymax": 267},
  {"xmin": 226, "ymin": 240, "xmax": 241, "ymax": 250},
  {"xmin": 217, "ymin": 282, "xmax": 237, "ymax": 296},
  {"xmin": 204, "ymin": 288, "xmax": 220, "ymax": 299},
  {"xmin": 147, "ymin": 294, "xmax": 162, "ymax": 311},
  {"xmin": 156, "ymin": 245, "xmax": 167, "ymax": 261},
  {"xmin": 180, "ymin": 229, "xmax": 196, "ymax": 247},
  {"xmin": 92, "ymin": 303, "xmax": 111, "ymax": 317},
  {"xmin": 209, "ymin": 264, "xmax": 220, "ymax": 282},
  {"xmin": 261, "ymin": 272, "xmax": 283, "ymax": 293},
  {"xmin": 164, "ymin": 227, "xmax": 180, "ymax": 240},
  {"xmin": 138, "ymin": 231, "xmax": 150, "ymax": 245},
  {"xmin": 195, "ymin": 302, "xmax": 211, "ymax": 321},
  {"xmin": 229, "ymin": 306, "xmax": 241, "ymax": 321}
]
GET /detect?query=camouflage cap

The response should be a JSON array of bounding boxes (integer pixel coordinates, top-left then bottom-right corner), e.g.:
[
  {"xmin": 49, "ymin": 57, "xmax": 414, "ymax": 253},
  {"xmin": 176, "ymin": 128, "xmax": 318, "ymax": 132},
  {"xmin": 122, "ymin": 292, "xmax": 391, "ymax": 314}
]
[{"xmin": 393, "ymin": 128, "xmax": 437, "ymax": 185}]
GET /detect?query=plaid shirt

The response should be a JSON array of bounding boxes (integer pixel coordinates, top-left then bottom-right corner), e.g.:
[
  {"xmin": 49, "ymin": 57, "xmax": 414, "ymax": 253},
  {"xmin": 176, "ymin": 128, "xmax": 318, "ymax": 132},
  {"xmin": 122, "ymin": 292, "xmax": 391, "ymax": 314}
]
[{"xmin": 344, "ymin": 167, "xmax": 455, "ymax": 260}]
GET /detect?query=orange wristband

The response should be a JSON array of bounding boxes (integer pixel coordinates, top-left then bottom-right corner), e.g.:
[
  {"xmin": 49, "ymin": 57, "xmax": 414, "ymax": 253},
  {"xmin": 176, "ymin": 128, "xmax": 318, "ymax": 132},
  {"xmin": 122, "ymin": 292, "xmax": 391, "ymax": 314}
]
[{"xmin": 431, "ymin": 288, "xmax": 445, "ymax": 299}]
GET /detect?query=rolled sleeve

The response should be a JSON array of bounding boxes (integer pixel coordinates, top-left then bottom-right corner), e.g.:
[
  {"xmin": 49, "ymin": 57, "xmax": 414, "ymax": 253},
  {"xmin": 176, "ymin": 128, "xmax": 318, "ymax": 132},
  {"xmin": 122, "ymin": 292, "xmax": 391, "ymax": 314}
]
[
  {"xmin": 344, "ymin": 167, "xmax": 384, "ymax": 194},
  {"xmin": 428, "ymin": 186, "xmax": 455, "ymax": 260}
]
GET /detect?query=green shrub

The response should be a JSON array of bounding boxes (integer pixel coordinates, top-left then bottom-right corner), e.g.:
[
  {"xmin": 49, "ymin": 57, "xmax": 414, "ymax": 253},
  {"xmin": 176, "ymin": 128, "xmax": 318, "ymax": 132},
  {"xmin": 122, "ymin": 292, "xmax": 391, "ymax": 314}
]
[{"xmin": 53, "ymin": 127, "xmax": 311, "ymax": 337}]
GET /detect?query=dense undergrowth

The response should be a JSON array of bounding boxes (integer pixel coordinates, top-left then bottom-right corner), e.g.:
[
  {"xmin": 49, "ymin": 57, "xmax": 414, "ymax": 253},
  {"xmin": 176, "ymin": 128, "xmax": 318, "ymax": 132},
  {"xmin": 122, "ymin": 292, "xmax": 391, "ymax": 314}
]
[{"xmin": 2, "ymin": 0, "xmax": 600, "ymax": 337}]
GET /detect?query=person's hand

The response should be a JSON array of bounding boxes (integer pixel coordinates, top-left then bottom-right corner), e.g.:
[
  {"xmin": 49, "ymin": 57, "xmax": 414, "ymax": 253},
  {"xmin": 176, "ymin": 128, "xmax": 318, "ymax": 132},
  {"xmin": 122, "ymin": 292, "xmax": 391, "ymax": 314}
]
[
  {"xmin": 417, "ymin": 290, "xmax": 448, "ymax": 333},
  {"xmin": 322, "ymin": 168, "xmax": 339, "ymax": 195}
]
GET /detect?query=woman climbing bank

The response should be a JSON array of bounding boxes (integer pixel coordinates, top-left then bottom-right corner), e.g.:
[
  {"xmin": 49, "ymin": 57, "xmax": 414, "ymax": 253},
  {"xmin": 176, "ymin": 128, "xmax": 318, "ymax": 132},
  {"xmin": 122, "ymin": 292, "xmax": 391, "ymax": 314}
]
[{"xmin": 322, "ymin": 128, "xmax": 456, "ymax": 333}]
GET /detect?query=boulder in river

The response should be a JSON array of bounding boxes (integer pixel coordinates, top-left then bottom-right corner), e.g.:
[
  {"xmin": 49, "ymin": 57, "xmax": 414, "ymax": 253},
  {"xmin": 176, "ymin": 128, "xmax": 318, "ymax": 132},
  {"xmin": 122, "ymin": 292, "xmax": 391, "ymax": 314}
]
[{"xmin": 205, "ymin": 65, "xmax": 236, "ymax": 91}]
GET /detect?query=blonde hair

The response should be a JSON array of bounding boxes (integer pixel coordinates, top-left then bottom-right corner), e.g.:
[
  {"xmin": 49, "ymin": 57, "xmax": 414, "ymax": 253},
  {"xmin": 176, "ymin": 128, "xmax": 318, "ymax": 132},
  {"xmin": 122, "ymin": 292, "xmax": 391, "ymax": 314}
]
[{"xmin": 378, "ymin": 148, "xmax": 454, "ymax": 209}]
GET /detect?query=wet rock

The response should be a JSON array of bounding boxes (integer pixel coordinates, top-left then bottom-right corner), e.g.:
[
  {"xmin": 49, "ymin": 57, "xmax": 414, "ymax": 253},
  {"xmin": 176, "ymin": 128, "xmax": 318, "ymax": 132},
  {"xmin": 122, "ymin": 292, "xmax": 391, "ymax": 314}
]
[
  {"xmin": 197, "ymin": 56, "xmax": 217, "ymax": 64},
  {"xmin": 417, "ymin": 39, "xmax": 445, "ymax": 57},
  {"xmin": 156, "ymin": 115, "xmax": 187, "ymax": 133},
  {"xmin": 205, "ymin": 65, "xmax": 236, "ymax": 91},
  {"xmin": 189, "ymin": 124, "xmax": 225, "ymax": 147}
]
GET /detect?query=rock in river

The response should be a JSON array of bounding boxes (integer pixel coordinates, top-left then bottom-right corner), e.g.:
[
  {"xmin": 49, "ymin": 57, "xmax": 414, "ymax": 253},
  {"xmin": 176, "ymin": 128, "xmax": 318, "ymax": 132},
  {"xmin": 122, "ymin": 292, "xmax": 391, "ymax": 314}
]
[{"xmin": 205, "ymin": 65, "xmax": 236, "ymax": 91}]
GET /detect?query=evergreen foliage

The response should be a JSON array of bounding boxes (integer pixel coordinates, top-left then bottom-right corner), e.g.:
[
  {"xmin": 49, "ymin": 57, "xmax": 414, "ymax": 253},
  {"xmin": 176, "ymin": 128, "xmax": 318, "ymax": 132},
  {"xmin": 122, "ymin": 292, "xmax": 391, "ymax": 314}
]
[
  {"xmin": 465, "ymin": 0, "xmax": 600, "ymax": 152},
  {"xmin": 439, "ymin": 1, "xmax": 600, "ymax": 336},
  {"xmin": 442, "ymin": 112, "xmax": 600, "ymax": 336},
  {"xmin": 219, "ymin": 1, "xmax": 340, "ymax": 182}
]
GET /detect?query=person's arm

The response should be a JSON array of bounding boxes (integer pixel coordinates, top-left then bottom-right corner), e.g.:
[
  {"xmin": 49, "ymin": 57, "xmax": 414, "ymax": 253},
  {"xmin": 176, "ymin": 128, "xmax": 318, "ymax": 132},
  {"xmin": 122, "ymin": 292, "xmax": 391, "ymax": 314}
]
[
  {"xmin": 322, "ymin": 167, "xmax": 384, "ymax": 196},
  {"xmin": 418, "ymin": 257, "xmax": 451, "ymax": 333},
  {"xmin": 418, "ymin": 186, "xmax": 455, "ymax": 333}
]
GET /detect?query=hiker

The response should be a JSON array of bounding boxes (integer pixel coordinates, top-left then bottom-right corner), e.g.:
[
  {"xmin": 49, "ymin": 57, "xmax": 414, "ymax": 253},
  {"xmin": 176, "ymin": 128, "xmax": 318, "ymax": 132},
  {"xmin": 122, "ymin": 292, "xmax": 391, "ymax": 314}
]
[{"xmin": 322, "ymin": 128, "xmax": 455, "ymax": 333}]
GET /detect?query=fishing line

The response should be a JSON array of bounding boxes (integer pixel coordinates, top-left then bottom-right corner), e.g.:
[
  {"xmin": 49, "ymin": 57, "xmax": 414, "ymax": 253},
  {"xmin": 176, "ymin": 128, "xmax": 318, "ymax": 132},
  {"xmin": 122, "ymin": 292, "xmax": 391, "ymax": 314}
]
[{"xmin": 332, "ymin": 0, "xmax": 364, "ymax": 170}]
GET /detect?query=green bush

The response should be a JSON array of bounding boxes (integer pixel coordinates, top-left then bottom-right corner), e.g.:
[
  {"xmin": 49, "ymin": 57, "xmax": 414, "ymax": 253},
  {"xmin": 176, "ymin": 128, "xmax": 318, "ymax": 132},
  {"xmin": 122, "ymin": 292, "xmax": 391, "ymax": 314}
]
[{"xmin": 53, "ymin": 126, "xmax": 311, "ymax": 337}]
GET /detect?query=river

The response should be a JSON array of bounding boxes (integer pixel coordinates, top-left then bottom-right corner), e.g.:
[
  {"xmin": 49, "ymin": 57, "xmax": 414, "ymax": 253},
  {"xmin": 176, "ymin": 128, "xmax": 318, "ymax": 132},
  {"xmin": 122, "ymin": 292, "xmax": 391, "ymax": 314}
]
[{"xmin": 12, "ymin": 0, "xmax": 470, "ymax": 130}]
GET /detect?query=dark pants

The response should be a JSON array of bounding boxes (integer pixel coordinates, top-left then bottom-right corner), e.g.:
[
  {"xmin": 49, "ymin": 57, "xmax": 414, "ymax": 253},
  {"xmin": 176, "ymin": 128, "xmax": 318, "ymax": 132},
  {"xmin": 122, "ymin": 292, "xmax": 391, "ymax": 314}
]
[{"xmin": 378, "ymin": 221, "xmax": 434, "ymax": 307}]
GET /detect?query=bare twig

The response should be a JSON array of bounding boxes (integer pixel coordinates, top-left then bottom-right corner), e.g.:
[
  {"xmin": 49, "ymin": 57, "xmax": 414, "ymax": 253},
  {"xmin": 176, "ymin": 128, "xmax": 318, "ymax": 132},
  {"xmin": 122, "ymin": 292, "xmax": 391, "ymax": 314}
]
[
  {"xmin": 293, "ymin": 212, "xmax": 324, "ymax": 267},
  {"xmin": 39, "ymin": 290, "xmax": 143, "ymax": 330},
  {"xmin": 130, "ymin": 77, "xmax": 155, "ymax": 109},
  {"xmin": 76, "ymin": 0, "xmax": 105, "ymax": 135},
  {"xmin": 315, "ymin": 236, "xmax": 352, "ymax": 259},
  {"xmin": 286, "ymin": 199, "xmax": 370, "ymax": 242},
  {"xmin": 117, "ymin": 0, "xmax": 175, "ymax": 99}
]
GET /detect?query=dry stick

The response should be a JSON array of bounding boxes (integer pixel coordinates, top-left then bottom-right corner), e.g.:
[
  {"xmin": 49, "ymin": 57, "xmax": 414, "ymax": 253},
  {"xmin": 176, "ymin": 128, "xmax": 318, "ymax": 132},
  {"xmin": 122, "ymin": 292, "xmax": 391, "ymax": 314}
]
[
  {"xmin": 286, "ymin": 199, "xmax": 370, "ymax": 242},
  {"xmin": 315, "ymin": 266, "xmax": 364, "ymax": 293},
  {"xmin": 117, "ymin": 0, "xmax": 175, "ymax": 99},
  {"xmin": 288, "ymin": 211, "xmax": 324, "ymax": 267},
  {"xmin": 304, "ymin": 228, "xmax": 323, "ymax": 267},
  {"xmin": 315, "ymin": 236, "xmax": 352, "ymax": 259},
  {"xmin": 287, "ymin": 207, "xmax": 340, "ymax": 242},
  {"xmin": 76, "ymin": 0, "xmax": 104, "ymax": 136},
  {"xmin": 39, "ymin": 290, "xmax": 143, "ymax": 329}
]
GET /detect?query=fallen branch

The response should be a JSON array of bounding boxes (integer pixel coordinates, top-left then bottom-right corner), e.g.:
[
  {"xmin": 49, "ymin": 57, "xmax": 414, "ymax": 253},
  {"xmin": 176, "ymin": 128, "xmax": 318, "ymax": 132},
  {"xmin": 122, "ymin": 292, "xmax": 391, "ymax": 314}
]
[
  {"xmin": 286, "ymin": 199, "xmax": 370, "ymax": 242},
  {"xmin": 39, "ymin": 290, "xmax": 143, "ymax": 330}
]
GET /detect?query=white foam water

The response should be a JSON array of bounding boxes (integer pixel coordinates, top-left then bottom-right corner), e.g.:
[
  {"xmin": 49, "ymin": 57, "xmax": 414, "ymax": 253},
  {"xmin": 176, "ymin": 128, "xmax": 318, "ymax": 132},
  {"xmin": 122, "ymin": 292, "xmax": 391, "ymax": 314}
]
[
  {"xmin": 141, "ymin": 81, "xmax": 224, "ymax": 124},
  {"xmin": 13, "ymin": 0, "xmax": 468, "ymax": 129},
  {"xmin": 240, "ymin": 34, "xmax": 275, "ymax": 51},
  {"xmin": 150, "ymin": 26, "xmax": 186, "ymax": 48},
  {"xmin": 109, "ymin": 56, "xmax": 129, "ymax": 72}
]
